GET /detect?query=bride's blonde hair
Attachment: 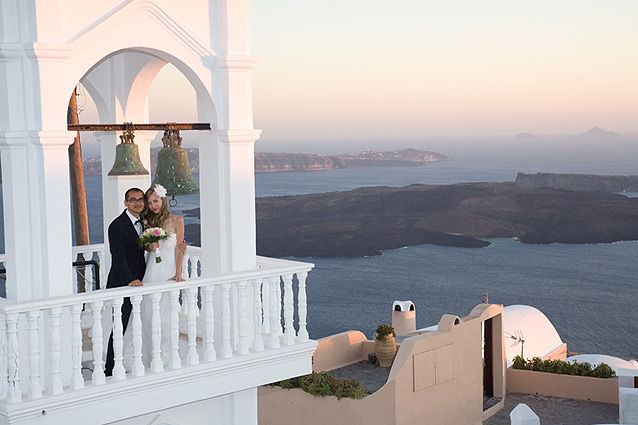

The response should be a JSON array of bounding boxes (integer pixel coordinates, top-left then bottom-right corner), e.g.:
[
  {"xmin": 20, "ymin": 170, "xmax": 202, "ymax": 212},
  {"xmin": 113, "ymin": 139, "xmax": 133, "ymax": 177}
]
[{"xmin": 143, "ymin": 184, "xmax": 170, "ymax": 228}]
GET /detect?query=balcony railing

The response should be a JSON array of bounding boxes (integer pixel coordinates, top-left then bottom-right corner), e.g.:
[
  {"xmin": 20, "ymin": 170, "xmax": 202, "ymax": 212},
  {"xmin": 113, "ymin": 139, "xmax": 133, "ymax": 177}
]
[{"xmin": 0, "ymin": 246, "xmax": 313, "ymax": 407}]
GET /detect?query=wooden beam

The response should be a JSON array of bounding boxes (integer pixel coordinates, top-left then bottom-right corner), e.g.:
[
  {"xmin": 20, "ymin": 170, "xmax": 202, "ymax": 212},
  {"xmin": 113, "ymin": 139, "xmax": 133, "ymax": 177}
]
[{"xmin": 67, "ymin": 123, "xmax": 211, "ymax": 132}]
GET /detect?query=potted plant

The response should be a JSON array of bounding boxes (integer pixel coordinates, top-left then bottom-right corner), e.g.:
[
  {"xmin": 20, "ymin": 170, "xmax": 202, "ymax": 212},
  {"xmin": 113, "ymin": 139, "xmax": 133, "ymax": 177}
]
[{"xmin": 374, "ymin": 324, "xmax": 396, "ymax": 367}]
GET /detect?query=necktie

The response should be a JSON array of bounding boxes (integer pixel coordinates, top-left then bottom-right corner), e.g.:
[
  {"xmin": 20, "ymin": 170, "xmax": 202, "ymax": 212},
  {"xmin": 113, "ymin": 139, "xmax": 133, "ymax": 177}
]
[{"xmin": 134, "ymin": 219, "xmax": 142, "ymax": 235}]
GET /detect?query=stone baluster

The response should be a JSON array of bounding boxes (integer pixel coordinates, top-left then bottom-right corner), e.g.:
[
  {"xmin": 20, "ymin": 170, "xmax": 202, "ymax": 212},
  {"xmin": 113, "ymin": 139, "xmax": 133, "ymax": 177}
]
[
  {"xmin": 96, "ymin": 251, "xmax": 105, "ymax": 289},
  {"xmin": 268, "ymin": 276, "xmax": 281, "ymax": 349},
  {"xmin": 27, "ymin": 310, "xmax": 42, "ymax": 398},
  {"xmin": 297, "ymin": 271, "xmax": 309, "ymax": 342},
  {"xmin": 182, "ymin": 253, "xmax": 190, "ymax": 279},
  {"xmin": 70, "ymin": 304, "xmax": 84, "ymax": 389},
  {"xmin": 251, "ymin": 279, "xmax": 264, "ymax": 352},
  {"xmin": 261, "ymin": 277, "xmax": 270, "ymax": 334},
  {"xmin": 237, "ymin": 281, "xmax": 249, "ymax": 355},
  {"xmin": 90, "ymin": 301, "xmax": 106, "ymax": 385},
  {"xmin": 6, "ymin": 312, "xmax": 21, "ymax": 402},
  {"xmin": 282, "ymin": 274, "xmax": 295, "ymax": 346},
  {"xmin": 85, "ymin": 261, "xmax": 94, "ymax": 293},
  {"xmin": 150, "ymin": 292, "xmax": 164, "ymax": 373},
  {"xmin": 202, "ymin": 285, "xmax": 216, "ymax": 361},
  {"xmin": 0, "ymin": 315, "xmax": 7, "ymax": 400},
  {"xmin": 169, "ymin": 289, "xmax": 181, "ymax": 369},
  {"xmin": 220, "ymin": 283, "xmax": 233, "ymax": 358},
  {"xmin": 48, "ymin": 307, "xmax": 63, "ymax": 395},
  {"xmin": 186, "ymin": 287, "xmax": 199, "ymax": 365},
  {"xmin": 111, "ymin": 298, "xmax": 126, "ymax": 380},
  {"xmin": 130, "ymin": 295, "xmax": 145, "ymax": 377}
]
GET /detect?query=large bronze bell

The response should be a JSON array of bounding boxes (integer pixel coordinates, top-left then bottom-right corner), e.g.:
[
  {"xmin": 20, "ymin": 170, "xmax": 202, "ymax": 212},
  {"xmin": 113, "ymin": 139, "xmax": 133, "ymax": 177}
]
[
  {"xmin": 152, "ymin": 129, "xmax": 199, "ymax": 201},
  {"xmin": 107, "ymin": 129, "xmax": 149, "ymax": 176}
]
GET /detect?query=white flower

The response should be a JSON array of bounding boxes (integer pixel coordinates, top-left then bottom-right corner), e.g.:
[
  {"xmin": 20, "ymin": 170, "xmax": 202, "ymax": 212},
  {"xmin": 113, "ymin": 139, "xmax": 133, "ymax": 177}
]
[{"xmin": 153, "ymin": 184, "xmax": 167, "ymax": 198}]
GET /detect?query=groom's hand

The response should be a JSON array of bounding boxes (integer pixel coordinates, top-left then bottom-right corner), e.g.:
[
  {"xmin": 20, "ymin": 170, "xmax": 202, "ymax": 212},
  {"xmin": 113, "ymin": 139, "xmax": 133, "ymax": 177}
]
[
  {"xmin": 128, "ymin": 279, "xmax": 143, "ymax": 287},
  {"xmin": 180, "ymin": 240, "xmax": 187, "ymax": 253}
]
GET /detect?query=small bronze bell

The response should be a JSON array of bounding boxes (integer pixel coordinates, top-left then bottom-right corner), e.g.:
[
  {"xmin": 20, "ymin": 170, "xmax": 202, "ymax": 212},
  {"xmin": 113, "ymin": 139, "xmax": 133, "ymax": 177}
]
[
  {"xmin": 152, "ymin": 128, "xmax": 199, "ymax": 204},
  {"xmin": 108, "ymin": 128, "xmax": 149, "ymax": 176}
]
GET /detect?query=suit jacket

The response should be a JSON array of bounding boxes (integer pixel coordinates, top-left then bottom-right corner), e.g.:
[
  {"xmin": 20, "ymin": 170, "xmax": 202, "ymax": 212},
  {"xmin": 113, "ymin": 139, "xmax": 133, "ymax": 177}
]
[{"xmin": 107, "ymin": 210, "xmax": 146, "ymax": 288}]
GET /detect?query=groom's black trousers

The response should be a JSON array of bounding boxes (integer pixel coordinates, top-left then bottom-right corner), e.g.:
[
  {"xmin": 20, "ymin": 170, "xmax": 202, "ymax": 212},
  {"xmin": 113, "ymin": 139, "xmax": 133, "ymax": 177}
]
[{"xmin": 104, "ymin": 297, "xmax": 132, "ymax": 376}]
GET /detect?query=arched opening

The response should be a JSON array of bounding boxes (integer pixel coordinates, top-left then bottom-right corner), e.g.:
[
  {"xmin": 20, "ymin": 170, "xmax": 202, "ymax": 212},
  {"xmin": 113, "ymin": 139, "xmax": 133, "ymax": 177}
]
[{"xmin": 66, "ymin": 49, "xmax": 215, "ymax": 291}]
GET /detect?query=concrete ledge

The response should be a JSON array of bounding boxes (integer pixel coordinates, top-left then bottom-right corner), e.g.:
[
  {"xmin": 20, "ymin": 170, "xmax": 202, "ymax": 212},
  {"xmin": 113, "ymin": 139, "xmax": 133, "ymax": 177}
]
[{"xmin": 507, "ymin": 368, "xmax": 618, "ymax": 404}]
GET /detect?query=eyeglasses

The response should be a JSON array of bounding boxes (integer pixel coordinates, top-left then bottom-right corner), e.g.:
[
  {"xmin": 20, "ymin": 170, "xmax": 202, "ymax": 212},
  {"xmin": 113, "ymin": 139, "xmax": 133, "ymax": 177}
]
[{"xmin": 126, "ymin": 197, "xmax": 145, "ymax": 204}]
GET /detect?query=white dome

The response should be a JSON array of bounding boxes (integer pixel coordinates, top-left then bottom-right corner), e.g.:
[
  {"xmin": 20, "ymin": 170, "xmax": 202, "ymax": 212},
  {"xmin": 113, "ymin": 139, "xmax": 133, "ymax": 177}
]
[
  {"xmin": 503, "ymin": 305, "xmax": 564, "ymax": 367},
  {"xmin": 566, "ymin": 354, "xmax": 638, "ymax": 373}
]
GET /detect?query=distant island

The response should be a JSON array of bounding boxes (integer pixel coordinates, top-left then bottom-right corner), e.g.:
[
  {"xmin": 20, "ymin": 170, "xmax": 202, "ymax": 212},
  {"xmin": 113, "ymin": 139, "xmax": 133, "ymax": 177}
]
[
  {"xmin": 572, "ymin": 127, "xmax": 620, "ymax": 138},
  {"xmin": 81, "ymin": 148, "xmax": 451, "ymax": 176},
  {"xmin": 182, "ymin": 182, "xmax": 638, "ymax": 257},
  {"xmin": 515, "ymin": 173, "xmax": 638, "ymax": 193},
  {"xmin": 515, "ymin": 132, "xmax": 540, "ymax": 139}
]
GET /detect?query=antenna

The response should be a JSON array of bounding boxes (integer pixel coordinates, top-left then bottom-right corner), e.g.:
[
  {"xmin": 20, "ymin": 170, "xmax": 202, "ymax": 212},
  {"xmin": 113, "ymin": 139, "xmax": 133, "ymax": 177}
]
[{"xmin": 507, "ymin": 330, "xmax": 525, "ymax": 358}]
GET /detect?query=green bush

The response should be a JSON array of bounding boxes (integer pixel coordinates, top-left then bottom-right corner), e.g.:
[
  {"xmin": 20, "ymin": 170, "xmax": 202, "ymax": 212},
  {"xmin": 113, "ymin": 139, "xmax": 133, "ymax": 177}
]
[
  {"xmin": 511, "ymin": 355, "xmax": 615, "ymax": 379},
  {"xmin": 375, "ymin": 324, "xmax": 395, "ymax": 340},
  {"xmin": 272, "ymin": 371, "xmax": 368, "ymax": 399}
]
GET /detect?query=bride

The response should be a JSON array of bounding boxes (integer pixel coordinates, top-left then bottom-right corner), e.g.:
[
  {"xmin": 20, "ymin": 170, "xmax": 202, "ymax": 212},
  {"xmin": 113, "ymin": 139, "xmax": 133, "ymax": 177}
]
[{"xmin": 123, "ymin": 183, "xmax": 185, "ymax": 370}]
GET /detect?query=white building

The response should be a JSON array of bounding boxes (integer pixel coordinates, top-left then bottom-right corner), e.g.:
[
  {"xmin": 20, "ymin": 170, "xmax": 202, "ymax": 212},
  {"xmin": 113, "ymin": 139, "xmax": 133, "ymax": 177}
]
[{"xmin": 0, "ymin": 1, "xmax": 316, "ymax": 424}]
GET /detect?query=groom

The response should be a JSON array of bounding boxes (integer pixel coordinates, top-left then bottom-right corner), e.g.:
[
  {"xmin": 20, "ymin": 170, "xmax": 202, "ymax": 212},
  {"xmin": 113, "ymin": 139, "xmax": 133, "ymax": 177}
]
[{"xmin": 104, "ymin": 187, "xmax": 146, "ymax": 376}]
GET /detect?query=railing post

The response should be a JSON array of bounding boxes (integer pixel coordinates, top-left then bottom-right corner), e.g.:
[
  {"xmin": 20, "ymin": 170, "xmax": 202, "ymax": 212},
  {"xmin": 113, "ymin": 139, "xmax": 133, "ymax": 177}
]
[
  {"xmin": 70, "ymin": 303, "xmax": 84, "ymax": 390},
  {"xmin": 169, "ymin": 289, "xmax": 181, "ymax": 369},
  {"xmin": 182, "ymin": 254, "xmax": 191, "ymax": 279},
  {"xmin": 130, "ymin": 295, "xmax": 145, "ymax": 377},
  {"xmin": 186, "ymin": 287, "xmax": 199, "ymax": 365},
  {"xmin": 150, "ymin": 292, "xmax": 164, "ymax": 373},
  {"xmin": 297, "ymin": 271, "xmax": 309, "ymax": 342},
  {"xmin": 6, "ymin": 312, "xmax": 21, "ymax": 402},
  {"xmin": 202, "ymin": 285, "xmax": 216, "ymax": 361},
  {"xmin": 282, "ymin": 274, "xmax": 295, "ymax": 346},
  {"xmin": 111, "ymin": 298, "xmax": 126, "ymax": 381},
  {"xmin": 49, "ymin": 307, "xmax": 63, "ymax": 395},
  {"xmin": 221, "ymin": 283, "xmax": 233, "ymax": 358},
  {"xmin": 27, "ymin": 310, "xmax": 42, "ymax": 399},
  {"xmin": 237, "ymin": 281, "xmax": 249, "ymax": 355},
  {"xmin": 0, "ymin": 314, "xmax": 7, "ymax": 400},
  {"xmin": 91, "ymin": 301, "xmax": 106, "ymax": 385},
  {"xmin": 268, "ymin": 276, "xmax": 281, "ymax": 349},
  {"xmin": 251, "ymin": 279, "xmax": 264, "ymax": 352}
]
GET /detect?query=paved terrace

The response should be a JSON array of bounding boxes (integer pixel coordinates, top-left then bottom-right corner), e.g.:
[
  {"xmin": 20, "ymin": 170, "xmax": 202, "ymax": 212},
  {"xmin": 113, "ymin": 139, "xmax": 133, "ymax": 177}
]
[{"xmin": 329, "ymin": 362, "xmax": 619, "ymax": 424}]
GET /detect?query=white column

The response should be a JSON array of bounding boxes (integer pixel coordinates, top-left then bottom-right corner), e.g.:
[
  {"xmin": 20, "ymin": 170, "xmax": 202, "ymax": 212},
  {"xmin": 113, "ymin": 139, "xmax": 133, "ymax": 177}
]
[{"xmin": 0, "ymin": 131, "xmax": 75, "ymax": 300}]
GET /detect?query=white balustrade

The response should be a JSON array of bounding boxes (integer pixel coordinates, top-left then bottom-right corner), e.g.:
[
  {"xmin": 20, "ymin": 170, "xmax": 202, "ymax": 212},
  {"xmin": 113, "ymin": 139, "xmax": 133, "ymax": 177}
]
[{"xmin": 0, "ymin": 252, "xmax": 313, "ymax": 405}]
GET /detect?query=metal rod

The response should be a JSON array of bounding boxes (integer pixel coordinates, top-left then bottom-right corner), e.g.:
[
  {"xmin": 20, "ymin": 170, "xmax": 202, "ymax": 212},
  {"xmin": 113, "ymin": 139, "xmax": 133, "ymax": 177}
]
[{"xmin": 68, "ymin": 123, "xmax": 211, "ymax": 132}]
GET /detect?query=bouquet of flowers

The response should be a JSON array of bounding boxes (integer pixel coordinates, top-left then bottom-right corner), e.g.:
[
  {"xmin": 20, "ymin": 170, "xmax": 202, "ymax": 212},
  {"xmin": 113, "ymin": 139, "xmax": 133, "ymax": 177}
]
[{"xmin": 137, "ymin": 227, "xmax": 169, "ymax": 263}]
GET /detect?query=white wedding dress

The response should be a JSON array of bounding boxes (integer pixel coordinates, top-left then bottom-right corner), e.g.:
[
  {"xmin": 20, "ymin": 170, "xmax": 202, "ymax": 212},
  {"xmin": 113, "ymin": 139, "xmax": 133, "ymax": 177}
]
[{"xmin": 123, "ymin": 232, "xmax": 178, "ymax": 370}]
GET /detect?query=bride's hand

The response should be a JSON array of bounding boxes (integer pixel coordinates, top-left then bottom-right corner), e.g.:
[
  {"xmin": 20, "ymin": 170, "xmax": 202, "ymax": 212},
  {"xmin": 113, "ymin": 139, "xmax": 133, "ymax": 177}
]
[
  {"xmin": 145, "ymin": 242, "xmax": 158, "ymax": 252},
  {"xmin": 169, "ymin": 274, "xmax": 184, "ymax": 282}
]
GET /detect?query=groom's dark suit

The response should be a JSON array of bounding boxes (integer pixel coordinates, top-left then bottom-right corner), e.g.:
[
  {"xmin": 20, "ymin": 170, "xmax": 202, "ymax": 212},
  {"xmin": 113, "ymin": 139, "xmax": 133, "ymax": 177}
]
[{"xmin": 104, "ymin": 210, "xmax": 146, "ymax": 376}]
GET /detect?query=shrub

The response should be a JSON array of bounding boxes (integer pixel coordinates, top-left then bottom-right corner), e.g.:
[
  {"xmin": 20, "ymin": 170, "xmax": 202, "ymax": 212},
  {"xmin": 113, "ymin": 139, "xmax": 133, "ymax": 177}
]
[
  {"xmin": 272, "ymin": 371, "xmax": 369, "ymax": 399},
  {"xmin": 375, "ymin": 324, "xmax": 395, "ymax": 340},
  {"xmin": 511, "ymin": 356, "xmax": 615, "ymax": 379}
]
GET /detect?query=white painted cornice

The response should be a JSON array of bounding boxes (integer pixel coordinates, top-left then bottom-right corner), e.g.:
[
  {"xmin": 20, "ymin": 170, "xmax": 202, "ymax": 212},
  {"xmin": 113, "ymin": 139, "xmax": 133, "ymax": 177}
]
[
  {"xmin": 212, "ymin": 55, "xmax": 259, "ymax": 71},
  {"xmin": 217, "ymin": 129, "xmax": 262, "ymax": 145},
  {"xmin": 67, "ymin": 0, "xmax": 217, "ymax": 62},
  {"xmin": 25, "ymin": 42, "xmax": 73, "ymax": 61}
]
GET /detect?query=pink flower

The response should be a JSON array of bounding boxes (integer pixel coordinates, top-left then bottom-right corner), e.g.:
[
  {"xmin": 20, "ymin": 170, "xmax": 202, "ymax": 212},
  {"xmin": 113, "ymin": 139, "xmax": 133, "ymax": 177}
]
[{"xmin": 153, "ymin": 229, "xmax": 160, "ymax": 236}]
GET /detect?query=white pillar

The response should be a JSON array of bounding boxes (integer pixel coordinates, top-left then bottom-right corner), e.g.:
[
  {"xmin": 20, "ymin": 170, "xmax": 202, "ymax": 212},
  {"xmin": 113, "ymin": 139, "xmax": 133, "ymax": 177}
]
[
  {"xmin": 0, "ymin": 131, "xmax": 75, "ymax": 300},
  {"xmin": 229, "ymin": 387, "xmax": 258, "ymax": 425}
]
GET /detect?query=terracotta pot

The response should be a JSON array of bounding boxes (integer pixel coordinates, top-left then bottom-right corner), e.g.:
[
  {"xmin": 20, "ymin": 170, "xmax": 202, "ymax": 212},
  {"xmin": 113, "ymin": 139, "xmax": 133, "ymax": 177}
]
[{"xmin": 375, "ymin": 335, "xmax": 396, "ymax": 367}]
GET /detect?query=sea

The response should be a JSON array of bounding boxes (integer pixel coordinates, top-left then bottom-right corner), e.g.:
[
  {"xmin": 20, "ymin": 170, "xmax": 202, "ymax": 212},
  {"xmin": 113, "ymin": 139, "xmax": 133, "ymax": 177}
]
[{"xmin": 1, "ymin": 138, "xmax": 638, "ymax": 360}]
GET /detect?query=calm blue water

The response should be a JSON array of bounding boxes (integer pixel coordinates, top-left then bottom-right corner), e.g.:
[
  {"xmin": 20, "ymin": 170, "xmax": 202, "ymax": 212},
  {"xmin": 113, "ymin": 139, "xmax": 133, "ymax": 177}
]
[{"xmin": 1, "ymin": 145, "xmax": 638, "ymax": 359}]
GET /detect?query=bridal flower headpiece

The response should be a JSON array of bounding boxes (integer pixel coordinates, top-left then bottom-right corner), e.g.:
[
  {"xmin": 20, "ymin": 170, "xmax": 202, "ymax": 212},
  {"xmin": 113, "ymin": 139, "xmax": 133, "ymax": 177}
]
[{"xmin": 153, "ymin": 184, "xmax": 167, "ymax": 198}]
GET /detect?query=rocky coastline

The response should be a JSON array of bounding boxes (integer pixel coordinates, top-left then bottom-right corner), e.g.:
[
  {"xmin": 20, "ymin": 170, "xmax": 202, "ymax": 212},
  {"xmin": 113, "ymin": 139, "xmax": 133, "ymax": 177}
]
[
  {"xmin": 81, "ymin": 148, "xmax": 450, "ymax": 176},
  {"xmin": 183, "ymin": 182, "xmax": 638, "ymax": 258},
  {"xmin": 515, "ymin": 172, "xmax": 638, "ymax": 193}
]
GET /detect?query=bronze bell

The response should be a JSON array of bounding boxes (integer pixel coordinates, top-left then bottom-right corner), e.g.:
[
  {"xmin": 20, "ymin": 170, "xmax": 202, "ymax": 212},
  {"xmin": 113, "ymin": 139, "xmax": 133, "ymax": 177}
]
[
  {"xmin": 107, "ymin": 129, "xmax": 150, "ymax": 176},
  {"xmin": 152, "ymin": 128, "xmax": 199, "ymax": 201}
]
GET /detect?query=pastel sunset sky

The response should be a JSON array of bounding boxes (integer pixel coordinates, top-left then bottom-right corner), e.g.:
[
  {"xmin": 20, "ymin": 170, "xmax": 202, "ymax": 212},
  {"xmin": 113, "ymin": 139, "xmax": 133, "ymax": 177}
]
[{"xmin": 81, "ymin": 1, "xmax": 637, "ymax": 155}]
